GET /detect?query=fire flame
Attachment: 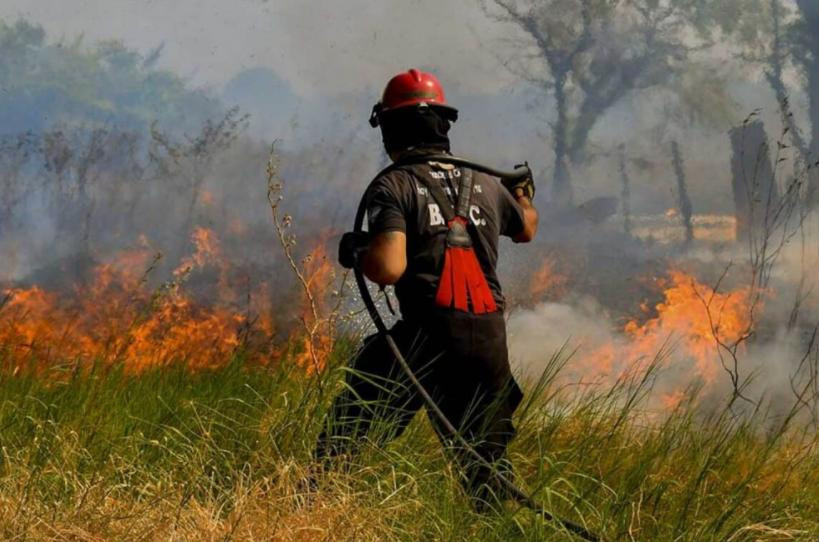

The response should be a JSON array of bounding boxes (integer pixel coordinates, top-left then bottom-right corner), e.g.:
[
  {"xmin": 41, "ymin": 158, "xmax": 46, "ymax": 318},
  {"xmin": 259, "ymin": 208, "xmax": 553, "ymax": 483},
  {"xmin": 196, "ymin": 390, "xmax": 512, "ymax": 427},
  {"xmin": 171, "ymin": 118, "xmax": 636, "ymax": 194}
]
[
  {"xmin": 0, "ymin": 229, "xmax": 279, "ymax": 372},
  {"xmin": 585, "ymin": 270, "xmax": 752, "ymax": 384},
  {"xmin": 529, "ymin": 256, "xmax": 568, "ymax": 301}
]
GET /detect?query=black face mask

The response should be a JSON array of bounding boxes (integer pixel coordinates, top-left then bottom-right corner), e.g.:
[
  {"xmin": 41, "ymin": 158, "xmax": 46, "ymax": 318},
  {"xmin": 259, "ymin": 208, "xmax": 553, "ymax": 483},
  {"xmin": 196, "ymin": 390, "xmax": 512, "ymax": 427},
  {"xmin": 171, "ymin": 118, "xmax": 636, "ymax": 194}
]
[{"xmin": 379, "ymin": 106, "xmax": 452, "ymax": 154}]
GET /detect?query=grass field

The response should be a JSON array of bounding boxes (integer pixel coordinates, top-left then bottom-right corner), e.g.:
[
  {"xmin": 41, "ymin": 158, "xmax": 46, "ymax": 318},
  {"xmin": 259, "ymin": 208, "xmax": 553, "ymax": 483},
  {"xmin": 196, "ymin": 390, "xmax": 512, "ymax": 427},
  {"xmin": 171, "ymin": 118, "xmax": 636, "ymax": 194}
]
[{"xmin": 1, "ymin": 346, "xmax": 818, "ymax": 541}]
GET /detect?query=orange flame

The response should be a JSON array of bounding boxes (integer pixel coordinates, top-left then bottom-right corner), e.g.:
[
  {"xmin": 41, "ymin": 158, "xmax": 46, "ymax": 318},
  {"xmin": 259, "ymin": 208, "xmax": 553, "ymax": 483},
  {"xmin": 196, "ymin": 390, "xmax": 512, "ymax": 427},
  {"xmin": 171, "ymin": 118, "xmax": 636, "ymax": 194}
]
[
  {"xmin": 529, "ymin": 256, "xmax": 568, "ymax": 301},
  {"xmin": 584, "ymin": 270, "xmax": 752, "ymax": 384},
  {"xmin": 0, "ymin": 229, "xmax": 279, "ymax": 373}
]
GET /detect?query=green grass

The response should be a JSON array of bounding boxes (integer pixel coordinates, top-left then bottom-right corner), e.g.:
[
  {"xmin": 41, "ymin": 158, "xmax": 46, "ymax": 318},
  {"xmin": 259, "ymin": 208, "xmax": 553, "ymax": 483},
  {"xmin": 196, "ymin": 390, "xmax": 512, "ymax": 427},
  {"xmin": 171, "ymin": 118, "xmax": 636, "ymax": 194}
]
[{"xmin": 0, "ymin": 347, "xmax": 817, "ymax": 541}]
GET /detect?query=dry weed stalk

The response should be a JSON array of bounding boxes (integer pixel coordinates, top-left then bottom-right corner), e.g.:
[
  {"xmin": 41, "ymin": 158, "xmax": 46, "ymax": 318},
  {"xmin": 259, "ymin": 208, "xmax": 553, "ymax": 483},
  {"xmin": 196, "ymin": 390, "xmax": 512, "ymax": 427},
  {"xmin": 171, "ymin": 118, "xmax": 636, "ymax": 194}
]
[
  {"xmin": 265, "ymin": 145, "xmax": 348, "ymax": 385},
  {"xmin": 698, "ymin": 104, "xmax": 817, "ymax": 410}
]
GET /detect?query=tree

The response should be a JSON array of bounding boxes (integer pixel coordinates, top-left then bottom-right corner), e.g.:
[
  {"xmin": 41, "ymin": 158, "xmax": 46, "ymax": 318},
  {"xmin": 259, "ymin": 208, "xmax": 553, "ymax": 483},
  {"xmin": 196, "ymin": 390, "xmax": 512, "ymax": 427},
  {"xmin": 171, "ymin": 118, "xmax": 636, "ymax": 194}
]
[
  {"xmin": 696, "ymin": 0, "xmax": 819, "ymax": 203},
  {"xmin": 148, "ymin": 107, "xmax": 249, "ymax": 251},
  {"xmin": 0, "ymin": 132, "xmax": 38, "ymax": 234},
  {"xmin": 482, "ymin": 0, "xmax": 710, "ymax": 203},
  {"xmin": 696, "ymin": 1, "xmax": 804, "ymax": 149},
  {"xmin": 790, "ymin": 1, "xmax": 819, "ymax": 194},
  {"xmin": 0, "ymin": 19, "xmax": 222, "ymax": 136}
]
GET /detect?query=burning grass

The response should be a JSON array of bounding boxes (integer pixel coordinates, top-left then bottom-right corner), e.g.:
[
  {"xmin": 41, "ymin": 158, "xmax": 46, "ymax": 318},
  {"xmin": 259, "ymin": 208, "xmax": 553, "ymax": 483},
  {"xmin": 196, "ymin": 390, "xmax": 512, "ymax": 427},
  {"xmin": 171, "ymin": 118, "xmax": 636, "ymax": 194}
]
[
  {"xmin": 0, "ymin": 346, "xmax": 817, "ymax": 541},
  {"xmin": 587, "ymin": 269, "xmax": 753, "ymax": 385},
  {"xmin": 3, "ymin": 229, "xmax": 815, "ymax": 539},
  {"xmin": 0, "ymin": 227, "xmax": 341, "ymax": 374},
  {"xmin": 0, "ymin": 173, "xmax": 816, "ymax": 538},
  {"xmin": 513, "ymin": 267, "xmax": 761, "ymax": 408},
  {"xmin": 2, "ymin": 230, "xmax": 817, "ymax": 539}
]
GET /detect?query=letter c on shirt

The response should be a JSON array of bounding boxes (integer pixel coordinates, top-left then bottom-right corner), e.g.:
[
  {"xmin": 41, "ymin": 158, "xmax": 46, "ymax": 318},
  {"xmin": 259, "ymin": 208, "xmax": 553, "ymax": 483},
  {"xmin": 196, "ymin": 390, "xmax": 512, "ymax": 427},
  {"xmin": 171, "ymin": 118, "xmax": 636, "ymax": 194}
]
[{"xmin": 469, "ymin": 204, "xmax": 486, "ymax": 226}]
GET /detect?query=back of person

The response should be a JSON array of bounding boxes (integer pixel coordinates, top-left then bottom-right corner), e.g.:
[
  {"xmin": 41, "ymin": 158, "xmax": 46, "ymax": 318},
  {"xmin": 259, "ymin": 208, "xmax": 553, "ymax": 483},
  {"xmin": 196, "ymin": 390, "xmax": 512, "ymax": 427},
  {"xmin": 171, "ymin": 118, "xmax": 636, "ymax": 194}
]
[
  {"xmin": 366, "ymin": 157, "xmax": 525, "ymax": 321},
  {"xmin": 315, "ymin": 69, "xmax": 538, "ymax": 512}
]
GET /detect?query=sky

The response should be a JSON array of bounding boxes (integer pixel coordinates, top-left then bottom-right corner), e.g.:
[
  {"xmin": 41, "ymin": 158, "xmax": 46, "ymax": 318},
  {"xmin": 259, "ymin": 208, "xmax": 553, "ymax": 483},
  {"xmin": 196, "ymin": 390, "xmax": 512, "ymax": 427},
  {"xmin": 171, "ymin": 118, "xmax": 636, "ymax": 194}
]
[{"xmin": 0, "ymin": 0, "xmax": 517, "ymax": 96}]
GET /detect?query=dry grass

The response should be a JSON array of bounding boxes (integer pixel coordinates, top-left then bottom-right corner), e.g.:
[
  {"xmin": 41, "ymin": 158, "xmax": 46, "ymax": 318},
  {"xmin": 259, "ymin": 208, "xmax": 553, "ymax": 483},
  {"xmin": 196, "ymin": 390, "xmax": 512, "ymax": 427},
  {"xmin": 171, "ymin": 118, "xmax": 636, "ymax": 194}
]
[{"xmin": 0, "ymin": 350, "xmax": 817, "ymax": 541}]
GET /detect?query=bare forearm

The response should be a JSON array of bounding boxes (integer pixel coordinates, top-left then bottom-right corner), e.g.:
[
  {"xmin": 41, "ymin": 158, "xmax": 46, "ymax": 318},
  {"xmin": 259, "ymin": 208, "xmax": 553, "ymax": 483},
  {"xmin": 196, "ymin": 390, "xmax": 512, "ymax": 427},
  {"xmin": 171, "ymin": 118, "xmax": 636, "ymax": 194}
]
[
  {"xmin": 513, "ymin": 192, "xmax": 538, "ymax": 243},
  {"xmin": 362, "ymin": 231, "xmax": 407, "ymax": 285}
]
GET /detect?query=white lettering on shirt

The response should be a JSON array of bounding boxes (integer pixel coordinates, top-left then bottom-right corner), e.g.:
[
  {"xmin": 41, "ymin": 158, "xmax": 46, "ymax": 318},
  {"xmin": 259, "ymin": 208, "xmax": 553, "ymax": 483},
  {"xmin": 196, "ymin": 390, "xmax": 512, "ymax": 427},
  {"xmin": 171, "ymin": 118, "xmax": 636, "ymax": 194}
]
[
  {"xmin": 428, "ymin": 203, "xmax": 445, "ymax": 227},
  {"xmin": 429, "ymin": 169, "xmax": 462, "ymax": 180},
  {"xmin": 469, "ymin": 204, "xmax": 487, "ymax": 227}
]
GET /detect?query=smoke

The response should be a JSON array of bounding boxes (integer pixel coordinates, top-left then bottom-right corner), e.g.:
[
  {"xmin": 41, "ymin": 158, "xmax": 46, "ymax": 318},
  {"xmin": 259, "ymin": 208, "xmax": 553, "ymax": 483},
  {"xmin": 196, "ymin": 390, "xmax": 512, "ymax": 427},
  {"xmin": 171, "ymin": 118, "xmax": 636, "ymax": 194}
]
[
  {"xmin": 508, "ymin": 296, "xmax": 616, "ymax": 381},
  {"xmin": 1, "ymin": 2, "xmax": 818, "ymax": 421},
  {"xmin": 0, "ymin": 0, "xmax": 772, "ymax": 216},
  {"xmin": 507, "ymin": 212, "xmax": 819, "ymax": 415}
]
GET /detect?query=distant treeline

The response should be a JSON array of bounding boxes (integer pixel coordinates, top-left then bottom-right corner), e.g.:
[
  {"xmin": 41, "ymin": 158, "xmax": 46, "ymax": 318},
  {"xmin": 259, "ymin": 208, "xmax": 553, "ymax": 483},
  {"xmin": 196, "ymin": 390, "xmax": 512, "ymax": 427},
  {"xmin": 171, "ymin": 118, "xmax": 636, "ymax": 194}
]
[{"xmin": 0, "ymin": 19, "xmax": 223, "ymax": 136}]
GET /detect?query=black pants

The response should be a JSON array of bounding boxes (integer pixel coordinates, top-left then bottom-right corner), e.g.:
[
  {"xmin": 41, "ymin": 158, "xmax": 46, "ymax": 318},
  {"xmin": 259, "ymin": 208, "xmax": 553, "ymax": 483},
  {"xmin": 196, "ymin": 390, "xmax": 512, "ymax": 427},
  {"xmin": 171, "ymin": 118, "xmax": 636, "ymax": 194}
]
[{"xmin": 315, "ymin": 310, "xmax": 523, "ymax": 505}]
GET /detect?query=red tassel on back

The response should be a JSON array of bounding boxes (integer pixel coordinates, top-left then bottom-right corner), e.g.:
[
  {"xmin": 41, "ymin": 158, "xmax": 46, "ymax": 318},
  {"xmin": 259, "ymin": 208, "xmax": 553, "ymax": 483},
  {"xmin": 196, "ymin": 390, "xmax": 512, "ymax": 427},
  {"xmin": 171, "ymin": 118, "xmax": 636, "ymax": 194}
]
[
  {"xmin": 451, "ymin": 248, "xmax": 469, "ymax": 311},
  {"xmin": 435, "ymin": 218, "xmax": 498, "ymax": 314},
  {"xmin": 436, "ymin": 248, "xmax": 454, "ymax": 308}
]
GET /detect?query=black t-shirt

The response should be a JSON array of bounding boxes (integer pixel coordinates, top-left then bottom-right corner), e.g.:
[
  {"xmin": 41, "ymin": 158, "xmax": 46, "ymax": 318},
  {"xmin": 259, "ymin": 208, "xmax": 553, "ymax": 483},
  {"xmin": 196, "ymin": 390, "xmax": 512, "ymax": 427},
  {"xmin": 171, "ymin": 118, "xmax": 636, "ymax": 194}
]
[{"xmin": 366, "ymin": 158, "xmax": 525, "ymax": 319}]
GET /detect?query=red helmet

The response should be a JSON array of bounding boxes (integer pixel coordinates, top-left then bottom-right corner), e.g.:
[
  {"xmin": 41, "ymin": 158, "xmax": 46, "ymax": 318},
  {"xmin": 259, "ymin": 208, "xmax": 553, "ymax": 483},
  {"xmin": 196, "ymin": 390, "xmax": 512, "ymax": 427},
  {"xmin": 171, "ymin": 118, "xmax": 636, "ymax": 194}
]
[{"xmin": 370, "ymin": 69, "xmax": 458, "ymax": 127}]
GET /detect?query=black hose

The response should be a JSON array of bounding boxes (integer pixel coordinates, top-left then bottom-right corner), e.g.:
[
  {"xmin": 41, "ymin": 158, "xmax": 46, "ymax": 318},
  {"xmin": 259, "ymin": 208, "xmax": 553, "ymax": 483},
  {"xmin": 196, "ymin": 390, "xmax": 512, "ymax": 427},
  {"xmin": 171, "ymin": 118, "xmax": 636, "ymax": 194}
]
[{"xmin": 351, "ymin": 155, "xmax": 600, "ymax": 541}]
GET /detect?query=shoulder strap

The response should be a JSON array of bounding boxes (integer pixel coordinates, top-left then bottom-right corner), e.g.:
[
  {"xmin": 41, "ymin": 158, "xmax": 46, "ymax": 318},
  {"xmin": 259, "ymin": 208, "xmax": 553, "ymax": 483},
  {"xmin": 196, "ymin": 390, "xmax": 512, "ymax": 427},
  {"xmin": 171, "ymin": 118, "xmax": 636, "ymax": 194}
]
[{"xmin": 453, "ymin": 168, "xmax": 473, "ymax": 220}]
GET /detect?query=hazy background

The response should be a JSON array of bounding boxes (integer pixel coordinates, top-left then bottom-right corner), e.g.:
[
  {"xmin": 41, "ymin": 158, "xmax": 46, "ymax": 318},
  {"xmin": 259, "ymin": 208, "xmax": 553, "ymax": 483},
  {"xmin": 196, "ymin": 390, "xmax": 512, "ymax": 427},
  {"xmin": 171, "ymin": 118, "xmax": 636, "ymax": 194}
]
[
  {"xmin": 1, "ymin": 0, "xmax": 790, "ymax": 211},
  {"xmin": 2, "ymin": 0, "xmax": 818, "ymax": 403}
]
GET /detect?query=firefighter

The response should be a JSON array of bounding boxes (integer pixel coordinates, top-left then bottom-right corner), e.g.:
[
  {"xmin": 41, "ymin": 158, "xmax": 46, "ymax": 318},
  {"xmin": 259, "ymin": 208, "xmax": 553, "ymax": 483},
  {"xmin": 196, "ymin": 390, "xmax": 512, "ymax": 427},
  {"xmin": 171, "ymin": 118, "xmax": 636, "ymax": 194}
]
[{"xmin": 315, "ymin": 68, "xmax": 538, "ymax": 509}]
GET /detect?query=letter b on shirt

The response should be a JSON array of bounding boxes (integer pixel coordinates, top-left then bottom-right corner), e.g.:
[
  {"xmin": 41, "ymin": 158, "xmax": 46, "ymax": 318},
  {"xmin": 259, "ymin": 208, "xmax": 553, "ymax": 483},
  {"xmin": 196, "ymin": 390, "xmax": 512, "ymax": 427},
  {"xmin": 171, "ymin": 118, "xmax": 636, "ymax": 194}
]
[{"xmin": 428, "ymin": 204, "xmax": 445, "ymax": 227}]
